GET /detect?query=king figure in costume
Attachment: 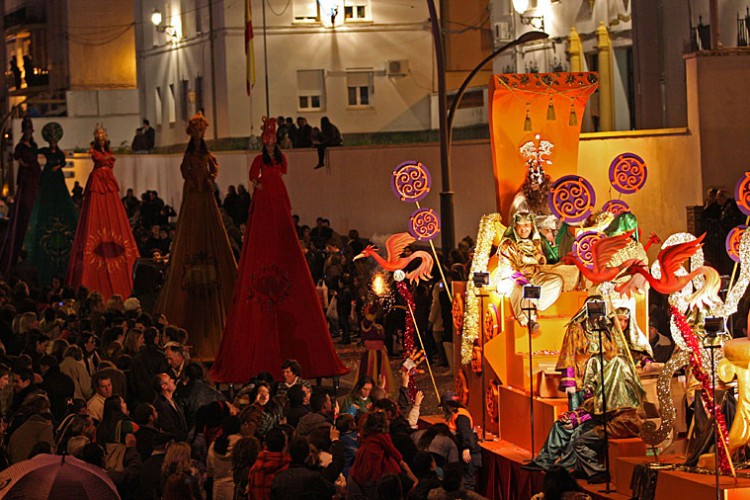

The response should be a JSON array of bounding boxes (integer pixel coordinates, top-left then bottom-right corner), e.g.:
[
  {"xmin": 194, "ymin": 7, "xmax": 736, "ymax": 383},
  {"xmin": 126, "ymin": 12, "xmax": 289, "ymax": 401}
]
[
  {"xmin": 210, "ymin": 117, "xmax": 347, "ymax": 382},
  {"xmin": 154, "ymin": 112, "xmax": 237, "ymax": 360},
  {"xmin": 66, "ymin": 125, "xmax": 139, "ymax": 299}
]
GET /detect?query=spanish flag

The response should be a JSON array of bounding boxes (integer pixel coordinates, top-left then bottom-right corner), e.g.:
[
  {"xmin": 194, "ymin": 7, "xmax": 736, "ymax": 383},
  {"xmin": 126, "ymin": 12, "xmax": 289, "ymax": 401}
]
[{"xmin": 245, "ymin": 0, "xmax": 255, "ymax": 96}]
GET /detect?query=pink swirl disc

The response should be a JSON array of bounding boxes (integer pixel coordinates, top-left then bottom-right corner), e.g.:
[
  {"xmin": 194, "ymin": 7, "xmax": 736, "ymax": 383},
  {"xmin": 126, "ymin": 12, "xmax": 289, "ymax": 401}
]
[
  {"xmin": 726, "ymin": 225, "xmax": 747, "ymax": 263},
  {"xmin": 609, "ymin": 153, "xmax": 648, "ymax": 194},
  {"xmin": 734, "ymin": 171, "xmax": 750, "ymax": 216},
  {"xmin": 573, "ymin": 231, "xmax": 605, "ymax": 270},
  {"xmin": 547, "ymin": 175, "xmax": 597, "ymax": 224},
  {"xmin": 408, "ymin": 208, "xmax": 441, "ymax": 242},
  {"xmin": 602, "ymin": 199, "xmax": 630, "ymax": 216},
  {"xmin": 391, "ymin": 161, "xmax": 432, "ymax": 203}
]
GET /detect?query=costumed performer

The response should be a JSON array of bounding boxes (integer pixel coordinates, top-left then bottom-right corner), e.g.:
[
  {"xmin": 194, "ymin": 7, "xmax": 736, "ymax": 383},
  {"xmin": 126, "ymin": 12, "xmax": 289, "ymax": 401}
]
[
  {"xmin": 495, "ymin": 211, "xmax": 566, "ymax": 331},
  {"xmin": 23, "ymin": 122, "xmax": 78, "ymax": 286},
  {"xmin": 357, "ymin": 302, "xmax": 394, "ymax": 392},
  {"xmin": 0, "ymin": 116, "xmax": 41, "ymax": 278},
  {"xmin": 66, "ymin": 124, "xmax": 139, "ymax": 299},
  {"xmin": 524, "ymin": 297, "xmax": 646, "ymax": 479},
  {"xmin": 154, "ymin": 112, "xmax": 237, "ymax": 360},
  {"xmin": 210, "ymin": 117, "xmax": 347, "ymax": 383}
]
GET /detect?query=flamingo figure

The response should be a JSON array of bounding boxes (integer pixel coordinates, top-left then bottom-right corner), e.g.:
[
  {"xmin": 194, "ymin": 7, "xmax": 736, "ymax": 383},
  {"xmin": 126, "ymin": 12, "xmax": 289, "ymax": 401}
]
[
  {"xmin": 353, "ymin": 232, "xmax": 433, "ymax": 284},
  {"xmin": 616, "ymin": 233, "xmax": 720, "ymax": 308},
  {"xmin": 560, "ymin": 229, "xmax": 640, "ymax": 285}
]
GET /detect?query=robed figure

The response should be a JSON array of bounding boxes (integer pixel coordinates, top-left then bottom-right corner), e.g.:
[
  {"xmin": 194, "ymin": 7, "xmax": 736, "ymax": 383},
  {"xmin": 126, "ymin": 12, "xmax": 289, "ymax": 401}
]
[
  {"xmin": 66, "ymin": 125, "xmax": 139, "ymax": 299},
  {"xmin": 154, "ymin": 112, "xmax": 237, "ymax": 360},
  {"xmin": 0, "ymin": 116, "xmax": 41, "ymax": 278},
  {"xmin": 24, "ymin": 122, "xmax": 78, "ymax": 286},
  {"xmin": 210, "ymin": 117, "xmax": 347, "ymax": 382}
]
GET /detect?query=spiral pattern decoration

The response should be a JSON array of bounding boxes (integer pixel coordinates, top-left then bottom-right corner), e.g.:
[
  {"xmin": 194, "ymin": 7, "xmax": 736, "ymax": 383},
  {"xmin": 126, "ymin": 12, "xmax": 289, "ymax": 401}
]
[
  {"xmin": 734, "ymin": 171, "xmax": 750, "ymax": 216},
  {"xmin": 408, "ymin": 208, "xmax": 441, "ymax": 241},
  {"xmin": 609, "ymin": 153, "xmax": 648, "ymax": 194},
  {"xmin": 547, "ymin": 175, "xmax": 597, "ymax": 224},
  {"xmin": 573, "ymin": 231, "xmax": 605, "ymax": 270},
  {"xmin": 726, "ymin": 225, "xmax": 748, "ymax": 263},
  {"xmin": 602, "ymin": 199, "xmax": 630, "ymax": 216},
  {"xmin": 391, "ymin": 161, "xmax": 432, "ymax": 203}
]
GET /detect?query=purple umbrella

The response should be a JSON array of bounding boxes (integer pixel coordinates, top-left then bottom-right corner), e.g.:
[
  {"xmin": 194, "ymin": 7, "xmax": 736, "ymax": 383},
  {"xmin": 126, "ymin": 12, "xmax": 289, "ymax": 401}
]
[{"xmin": 0, "ymin": 453, "xmax": 120, "ymax": 499}]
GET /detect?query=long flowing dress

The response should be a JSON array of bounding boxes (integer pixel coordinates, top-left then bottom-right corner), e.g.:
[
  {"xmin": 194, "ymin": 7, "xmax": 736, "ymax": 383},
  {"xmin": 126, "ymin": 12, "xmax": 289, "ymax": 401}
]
[
  {"xmin": 66, "ymin": 148, "xmax": 139, "ymax": 299},
  {"xmin": 210, "ymin": 153, "xmax": 347, "ymax": 382},
  {"xmin": 0, "ymin": 140, "xmax": 41, "ymax": 278},
  {"xmin": 154, "ymin": 144, "xmax": 237, "ymax": 360},
  {"xmin": 24, "ymin": 147, "xmax": 79, "ymax": 285}
]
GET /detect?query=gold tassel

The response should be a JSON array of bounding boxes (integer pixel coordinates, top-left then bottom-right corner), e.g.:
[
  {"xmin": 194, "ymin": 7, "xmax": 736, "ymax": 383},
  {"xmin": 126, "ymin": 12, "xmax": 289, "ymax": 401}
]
[
  {"xmin": 524, "ymin": 106, "xmax": 532, "ymax": 131},
  {"xmin": 547, "ymin": 99, "xmax": 556, "ymax": 120},
  {"xmin": 568, "ymin": 103, "xmax": 578, "ymax": 126}
]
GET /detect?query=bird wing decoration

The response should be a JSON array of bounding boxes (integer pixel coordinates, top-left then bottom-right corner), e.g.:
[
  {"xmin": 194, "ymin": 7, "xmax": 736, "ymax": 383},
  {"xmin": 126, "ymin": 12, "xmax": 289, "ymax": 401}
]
[
  {"xmin": 405, "ymin": 251, "xmax": 434, "ymax": 284},
  {"xmin": 592, "ymin": 229, "xmax": 636, "ymax": 271},
  {"xmin": 658, "ymin": 233, "xmax": 705, "ymax": 282},
  {"xmin": 384, "ymin": 232, "xmax": 416, "ymax": 261}
]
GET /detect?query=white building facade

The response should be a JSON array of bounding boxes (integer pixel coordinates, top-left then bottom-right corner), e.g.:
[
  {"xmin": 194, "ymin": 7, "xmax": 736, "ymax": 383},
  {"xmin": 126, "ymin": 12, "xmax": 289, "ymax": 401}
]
[{"xmin": 134, "ymin": 0, "xmax": 440, "ymax": 147}]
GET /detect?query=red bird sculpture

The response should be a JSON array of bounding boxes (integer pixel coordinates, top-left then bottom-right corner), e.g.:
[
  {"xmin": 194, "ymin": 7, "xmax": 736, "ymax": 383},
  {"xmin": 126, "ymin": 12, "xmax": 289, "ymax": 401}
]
[
  {"xmin": 616, "ymin": 233, "xmax": 720, "ymax": 308},
  {"xmin": 560, "ymin": 229, "xmax": 640, "ymax": 285},
  {"xmin": 353, "ymin": 233, "xmax": 434, "ymax": 284}
]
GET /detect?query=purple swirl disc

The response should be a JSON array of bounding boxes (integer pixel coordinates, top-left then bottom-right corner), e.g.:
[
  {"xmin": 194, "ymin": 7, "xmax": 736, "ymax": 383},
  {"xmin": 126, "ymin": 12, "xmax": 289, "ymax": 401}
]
[
  {"xmin": 609, "ymin": 153, "xmax": 648, "ymax": 194},
  {"xmin": 547, "ymin": 175, "xmax": 597, "ymax": 224},
  {"xmin": 572, "ymin": 231, "xmax": 605, "ymax": 270},
  {"xmin": 391, "ymin": 161, "xmax": 432, "ymax": 203},
  {"xmin": 734, "ymin": 171, "xmax": 750, "ymax": 216},
  {"xmin": 408, "ymin": 208, "xmax": 441, "ymax": 241},
  {"xmin": 602, "ymin": 199, "xmax": 630, "ymax": 216},
  {"xmin": 726, "ymin": 225, "xmax": 747, "ymax": 263}
]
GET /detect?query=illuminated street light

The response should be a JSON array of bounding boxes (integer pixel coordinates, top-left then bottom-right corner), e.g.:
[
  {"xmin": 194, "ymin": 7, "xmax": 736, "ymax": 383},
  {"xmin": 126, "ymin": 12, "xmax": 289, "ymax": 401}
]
[{"xmin": 150, "ymin": 9, "xmax": 163, "ymax": 27}]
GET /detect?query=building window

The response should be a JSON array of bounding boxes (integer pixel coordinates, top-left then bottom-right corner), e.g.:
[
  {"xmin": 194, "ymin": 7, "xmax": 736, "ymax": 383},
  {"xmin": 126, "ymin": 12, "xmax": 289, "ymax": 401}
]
[
  {"xmin": 168, "ymin": 83, "xmax": 176, "ymax": 124},
  {"xmin": 346, "ymin": 70, "xmax": 373, "ymax": 107},
  {"xmin": 195, "ymin": 76, "xmax": 204, "ymax": 113},
  {"xmin": 195, "ymin": 0, "xmax": 203, "ymax": 33},
  {"xmin": 297, "ymin": 69, "xmax": 324, "ymax": 111},
  {"xmin": 293, "ymin": 0, "xmax": 319, "ymax": 22},
  {"xmin": 155, "ymin": 87, "xmax": 163, "ymax": 126},
  {"xmin": 344, "ymin": 0, "xmax": 370, "ymax": 21},
  {"xmin": 181, "ymin": 80, "xmax": 189, "ymax": 122}
]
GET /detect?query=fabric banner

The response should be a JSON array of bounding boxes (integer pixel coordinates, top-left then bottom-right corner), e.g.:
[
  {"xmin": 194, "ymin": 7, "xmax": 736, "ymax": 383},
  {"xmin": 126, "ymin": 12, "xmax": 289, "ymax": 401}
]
[
  {"xmin": 488, "ymin": 72, "xmax": 599, "ymax": 225},
  {"xmin": 245, "ymin": 0, "xmax": 255, "ymax": 96}
]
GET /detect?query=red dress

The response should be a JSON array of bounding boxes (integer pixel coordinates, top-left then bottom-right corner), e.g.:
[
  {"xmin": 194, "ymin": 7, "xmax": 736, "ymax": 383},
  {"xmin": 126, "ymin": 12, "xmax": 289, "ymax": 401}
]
[
  {"xmin": 66, "ymin": 148, "xmax": 139, "ymax": 299},
  {"xmin": 210, "ymin": 153, "xmax": 347, "ymax": 382}
]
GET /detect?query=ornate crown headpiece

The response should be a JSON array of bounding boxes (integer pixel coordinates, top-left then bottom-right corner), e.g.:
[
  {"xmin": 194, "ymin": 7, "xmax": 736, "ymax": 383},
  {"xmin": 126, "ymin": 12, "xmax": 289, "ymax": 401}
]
[
  {"xmin": 513, "ymin": 211, "xmax": 534, "ymax": 224},
  {"xmin": 93, "ymin": 123, "xmax": 108, "ymax": 142},
  {"xmin": 261, "ymin": 116, "xmax": 277, "ymax": 146},
  {"xmin": 519, "ymin": 134, "xmax": 554, "ymax": 186},
  {"xmin": 186, "ymin": 111, "xmax": 209, "ymax": 136}
]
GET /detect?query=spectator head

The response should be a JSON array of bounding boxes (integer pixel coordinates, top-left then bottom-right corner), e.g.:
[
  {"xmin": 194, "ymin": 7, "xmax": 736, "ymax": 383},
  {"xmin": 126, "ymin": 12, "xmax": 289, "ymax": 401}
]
[
  {"xmin": 93, "ymin": 374, "xmax": 113, "ymax": 398},
  {"xmin": 335, "ymin": 413, "xmax": 356, "ymax": 434},
  {"xmin": 164, "ymin": 342, "xmax": 185, "ymax": 369},
  {"xmin": 67, "ymin": 435, "xmax": 90, "ymax": 457},
  {"xmin": 286, "ymin": 384, "xmax": 306, "ymax": 407},
  {"xmin": 351, "ymin": 376, "xmax": 375, "ymax": 400},
  {"xmin": 442, "ymin": 463, "xmax": 465, "ymax": 492},
  {"xmin": 214, "ymin": 415, "xmax": 242, "ymax": 455},
  {"xmin": 184, "ymin": 362, "xmax": 205, "ymax": 383},
  {"xmin": 103, "ymin": 395, "xmax": 128, "ymax": 420},
  {"xmin": 123, "ymin": 298, "xmax": 141, "ymax": 315},
  {"xmin": 12, "ymin": 367, "xmax": 34, "ymax": 392},
  {"xmin": 232, "ymin": 436, "xmax": 261, "ymax": 474},
  {"xmin": 310, "ymin": 389, "xmax": 332, "ymax": 414},
  {"xmin": 0, "ymin": 364, "xmax": 9, "ymax": 391},
  {"xmin": 143, "ymin": 327, "xmax": 159, "ymax": 346},
  {"xmin": 249, "ymin": 382, "xmax": 271, "ymax": 407},
  {"xmin": 280, "ymin": 359, "xmax": 301, "ymax": 384},
  {"xmin": 134, "ymin": 403, "xmax": 158, "ymax": 426},
  {"xmin": 71, "ymin": 414, "xmax": 97, "ymax": 440},
  {"xmin": 39, "ymin": 354, "xmax": 58, "ymax": 375},
  {"xmin": 161, "ymin": 442, "xmax": 192, "ymax": 477},
  {"xmin": 370, "ymin": 387, "xmax": 387, "ymax": 403},
  {"xmin": 81, "ymin": 443, "xmax": 106, "ymax": 468},
  {"xmin": 287, "ymin": 437, "xmax": 310, "ymax": 465},
  {"xmin": 309, "ymin": 425, "xmax": 332, "ymax": 454},
  {"xmin": 30, "ymin": 332, "xmax": 50, "ymax": 354},
  {"xmin": 143, "ymin": 119, "xmax": 150, "ymax": 127},
  {"xmin": 51, "ymin": 338, "xmax": 70, "ymax": 362},
  {"xmin": 360, "ymin": 411, "xmax": 388, "ymax": 438},
  {"xmin": 153, "ymin": 373, "xmax": 176, "ymax": 397},
  {"xmin": 265, "ymin": 427, "xmax": 287, "ymax": 452},
  {"xmin": 80, "ymin": 333, "xmax": 97, "ymax": 353},
  {"xmin": 163, "ymin": 471, "xmax": 197, "ymax": 500},
  {"xmin": 28, "ymin": 441, "xmax": 52, "ymax": 459},
  {"xmin": 411, "ymin": 451, "xmax": 436, "ymax": 479},
  {"xmin": 377, "ymin": 474, "xmax": 403, "ymax": 500}
]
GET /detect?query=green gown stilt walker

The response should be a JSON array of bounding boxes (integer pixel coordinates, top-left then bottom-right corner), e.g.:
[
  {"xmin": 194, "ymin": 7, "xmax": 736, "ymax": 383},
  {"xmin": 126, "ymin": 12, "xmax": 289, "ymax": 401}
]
[{"xmin": 24, "ymin": 122, "xmax": 78, "ymax": 286}]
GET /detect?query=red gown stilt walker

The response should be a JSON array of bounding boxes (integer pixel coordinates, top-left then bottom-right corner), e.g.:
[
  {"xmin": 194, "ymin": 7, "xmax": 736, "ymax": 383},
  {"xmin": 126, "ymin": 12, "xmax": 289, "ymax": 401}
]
[
  {"xmin": 66, "ymin": 124, "xmax": 139, "ymax": 299},
  {"xmin": 210, "ymin": 117, "xmax": 347, "ymax": 383}
]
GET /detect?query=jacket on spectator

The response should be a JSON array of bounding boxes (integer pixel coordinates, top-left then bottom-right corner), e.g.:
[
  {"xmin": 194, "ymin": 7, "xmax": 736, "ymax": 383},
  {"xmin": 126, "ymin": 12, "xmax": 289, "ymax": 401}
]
[
  {"xmin": 153, "ymin": 393, "xmax": 187, "ymax": 441},
  {"xmin": 60, "ymin": 356, "xmax": 93, "ymax": 400},
  {"xmin": 8, "ymin": 413, "xmax": 54, "ymax": 463},
  {"xmin": 248, "ymin": 450, "xmax": 291, "ymax": 500},
  {"xmin": 270, "ymin": 463, "xmax": 335, "ymax": 500}
]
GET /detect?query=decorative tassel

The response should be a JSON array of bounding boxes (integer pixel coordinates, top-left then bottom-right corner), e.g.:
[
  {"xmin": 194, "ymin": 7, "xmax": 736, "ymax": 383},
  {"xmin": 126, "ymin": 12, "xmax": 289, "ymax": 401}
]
[
  {"xmin": 546, "ymin": 99, "xmax": 556, "ymax": 120},
  {"xmin": 568, "ymin": 103, "xmax": 578, "ymax": 126},
  {"xmin": 524, "ymin": 106, "xmax": 532, "ymax": 132}
]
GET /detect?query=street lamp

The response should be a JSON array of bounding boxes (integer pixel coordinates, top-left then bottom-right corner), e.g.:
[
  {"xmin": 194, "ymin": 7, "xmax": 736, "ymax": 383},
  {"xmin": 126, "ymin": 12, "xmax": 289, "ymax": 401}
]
[
  {"xmin": 150, "ymin": 8, "xmax": 162, "ymax": 27},
  {"xmin": 513, "ymin": 0, "xmax": 546, "ymax": 31},
  {"xmin": 150, "ymin": 8, "xmax": 178, "ymax": 42}
]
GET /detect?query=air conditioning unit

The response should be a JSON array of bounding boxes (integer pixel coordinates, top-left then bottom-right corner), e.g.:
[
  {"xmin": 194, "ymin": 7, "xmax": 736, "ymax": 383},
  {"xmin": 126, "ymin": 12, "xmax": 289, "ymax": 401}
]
[
  {"xmin": 494, "ymin": 21, "xmax": 512, "ymax": 43},
  {"xmin": 387, "ymin": 59, "xmax": 408, "ymax": 77}
]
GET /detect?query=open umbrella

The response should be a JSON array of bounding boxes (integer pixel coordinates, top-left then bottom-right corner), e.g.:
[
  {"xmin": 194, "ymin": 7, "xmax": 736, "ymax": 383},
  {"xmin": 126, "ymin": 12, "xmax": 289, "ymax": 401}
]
[{"xmin": 0, "ymin": 453, "xmax": 120, "ymax": 499}]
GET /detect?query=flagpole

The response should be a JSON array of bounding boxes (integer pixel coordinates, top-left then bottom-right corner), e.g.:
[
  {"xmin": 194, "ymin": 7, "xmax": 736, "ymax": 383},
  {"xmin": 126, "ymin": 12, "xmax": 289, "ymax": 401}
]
[{"xmin": 262, "ymin": 0, "xmax": 270, "ymax": 117}]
